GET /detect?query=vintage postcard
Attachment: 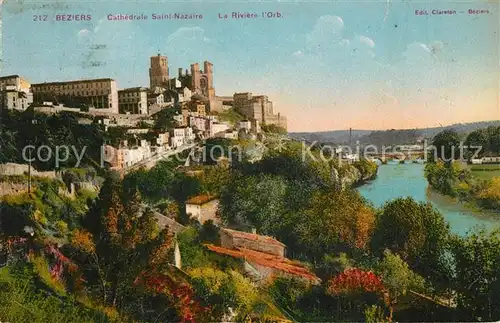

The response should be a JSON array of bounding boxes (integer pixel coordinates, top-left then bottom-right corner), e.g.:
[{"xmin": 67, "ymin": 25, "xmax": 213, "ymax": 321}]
[{"xmin": 0, "ymin": 0, "xmax": 499, "ymax": 322}]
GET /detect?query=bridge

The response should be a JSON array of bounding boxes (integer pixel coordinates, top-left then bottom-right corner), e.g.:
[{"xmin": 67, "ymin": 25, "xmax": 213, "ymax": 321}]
[{"xmin": 366, "ymin": 150, "xmax": 425, "ymax": 163}]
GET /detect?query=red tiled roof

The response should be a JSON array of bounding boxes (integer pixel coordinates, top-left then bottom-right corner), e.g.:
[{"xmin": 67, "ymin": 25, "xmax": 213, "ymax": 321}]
[
  {"xmin": 222, "ymin": 228, "xmax": 285, "ymax": 247},
  {"xmin": 205, "ymin": 244, "xmax": 320, "ymax": 282},
  {"xmin": 185, "ymin": 194, "xmax": 217, "ymax": 205}
]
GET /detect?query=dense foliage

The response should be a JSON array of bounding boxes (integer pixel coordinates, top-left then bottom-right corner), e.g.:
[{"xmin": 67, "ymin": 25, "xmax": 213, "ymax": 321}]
[
  {"xmin": 370, "ymin": 197, "xmax": 452, "ymax": 286},
  {"xmin": 450, "ymin": 229, "xmax": 500, "ymax": 321},
  {"xmin": 426, "ymin": 127, "xmax": 500, "ymax": 212},
  {"xmin": 0, "ymin": 110, "xmax": 105, "ymax": 170}
]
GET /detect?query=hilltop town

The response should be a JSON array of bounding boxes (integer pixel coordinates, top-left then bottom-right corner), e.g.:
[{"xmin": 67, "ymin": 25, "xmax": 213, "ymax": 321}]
[{"xmin": 0, "ymin": 54, "xmax": 287, "ymax": 172}]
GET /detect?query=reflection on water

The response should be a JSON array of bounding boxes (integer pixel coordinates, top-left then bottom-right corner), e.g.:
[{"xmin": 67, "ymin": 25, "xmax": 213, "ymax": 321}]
[{"xmin": 357, "ymin": 163, "xmax": 500, "ymax": 236}]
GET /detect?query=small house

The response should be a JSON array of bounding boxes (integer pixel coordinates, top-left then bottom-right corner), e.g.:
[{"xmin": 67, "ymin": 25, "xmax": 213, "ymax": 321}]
[{"xmin": 185, "ymin": 194, "xmax": 220, "ymax": 225}]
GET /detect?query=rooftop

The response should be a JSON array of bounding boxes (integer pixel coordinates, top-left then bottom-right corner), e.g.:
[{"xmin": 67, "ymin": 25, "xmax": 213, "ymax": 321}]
[
  {"xmin": 185, "ymin": 194, "xmax": 218, "ymax": 205},
  {"xmin": 153, "ymin": 212, "xmax": 185, "ymax": 234},
  {"xmin": 32, "ymin": 78, "xmax": 115, "ymax": 86},
  {"xmin": 205, "ymin": 244, "xmax": 320, "ymax": 282},
  {"xmin": 0, "ymin": 75, "xmax": 21, "ymax": 80},
  {"xmin": 119, "ymin": 87, "xmax": 149, "ymax": 92},
  {"xmin": 221, "ymin": 228, "xmax": 285, "ymax": 247}
]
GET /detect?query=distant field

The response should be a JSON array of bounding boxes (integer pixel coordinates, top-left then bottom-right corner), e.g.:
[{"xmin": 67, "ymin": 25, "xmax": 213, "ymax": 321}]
[{"xmin": 466, "ymin": 164, "xmax": 500, "ymax": 181}]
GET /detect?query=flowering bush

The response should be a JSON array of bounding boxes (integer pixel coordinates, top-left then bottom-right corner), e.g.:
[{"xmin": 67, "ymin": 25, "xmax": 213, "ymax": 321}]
[
  {"xmin": 328, "ymin": 268, "xmax": 385, "ymax": 296},
  {"xmin": 135, "ymin": 270, "xmax": 209, "ymax": 322}
]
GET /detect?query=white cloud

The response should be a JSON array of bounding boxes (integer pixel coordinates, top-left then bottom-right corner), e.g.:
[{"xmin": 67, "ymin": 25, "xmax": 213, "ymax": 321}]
[
  {"xmin": 77, "ymin": 29, "xmax": 90, "ymax": 38},
  {"xmin": 358, "ymin": 36, "xmax": 375, "ymax": 48},
  {"xmin": 296, "ymin": 15, "xmax": 376, "ymax": 59},
  {"xmin": 402, "ymin": 41, "xmax": 444, "ymax": 63},
  {"xmin": 167, "ymin": 27, "xmax": 210, "ymax": 44},
  {"xmin": 306, "ymin": 15, "xmax": 344, "ymax": 45}
]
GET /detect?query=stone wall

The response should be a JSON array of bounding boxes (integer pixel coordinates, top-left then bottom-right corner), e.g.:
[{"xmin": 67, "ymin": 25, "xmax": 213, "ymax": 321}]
[
  {"xmin": 0, "ymin": 182, "xmax": 27, "ymax": 197},
  {"xmin": 0, "ymin": 163, "xmax": 57, "ymax": 178}
]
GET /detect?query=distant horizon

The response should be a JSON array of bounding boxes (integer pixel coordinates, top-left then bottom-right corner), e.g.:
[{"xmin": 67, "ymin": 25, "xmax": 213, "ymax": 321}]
[{"xmin": 289, "ymin": 119, "xmax": 500, "ymax": 134}]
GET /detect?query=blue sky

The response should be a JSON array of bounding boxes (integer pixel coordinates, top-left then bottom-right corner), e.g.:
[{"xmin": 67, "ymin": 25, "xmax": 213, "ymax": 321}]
[{"xmin": 2, "ymin": 0, "xmax": 499, "ymax": 131}]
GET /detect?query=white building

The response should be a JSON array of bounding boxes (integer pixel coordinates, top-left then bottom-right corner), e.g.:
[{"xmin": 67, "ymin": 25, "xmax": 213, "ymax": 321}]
[
  {"xmin": 189, "ymin": 116, "xmax": 208, "ymax": 132},
  {"xmin": 206, "ymin": 115, "xmax": 218, "ymax": 122},
  {"xmin": 482, "ymin": 157, "xmax": 500, "ymax": 164},
  {"xmin": 173, "ymin": 114, "xmax": 184, "ymax": 126},
  {"xmin": 119, "ymin": 140, "xmax": 152, "ymax": 168},
  {"xmin": 238, "ymin": 120, "xmax": 252, "ymax": 131},
  {"xmin": 148, "ymin": 92, "xmax": 166, "ymax": 106},
  {"xmin": 185, "ymin": 127, "xmax": 195, "ymax": 143},
  {"xmin": 185, "ymin": 195, "xmax": 220, "ymax": 225},
  {"xmin": 181, "ymin": 87, "xmax": 192, "ymax": 102},
  {"xmin": 170, "ymin": 128, "xmax": 186, "ymax": 148},
  {"xmin": 210, "ymin": 123, "xmax": 230, "ymax": 137},
  {"xmin": 344, "ymin": 154, "xmax": 360, "ymax": 163},
  {"xmin": 215, "ymin": 130, "xmax": 238, "ymax": 140},
  {"xmin": 156, "ymin": 132, "xmax": 170, "ymax": 147},
  {"xmin": 0, "ymin": 75, "xmax": 33, "ymax": 111}
]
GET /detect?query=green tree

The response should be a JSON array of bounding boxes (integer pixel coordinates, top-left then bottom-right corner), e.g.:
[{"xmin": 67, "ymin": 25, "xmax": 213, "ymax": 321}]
[
  {"xmin": 352, "ymin": 158, "xmax": 378, "ymax": 180},
  {"xmin": 431, "ymin": 129, "xmax": 461, "ymax": 161},
  {"xmin": 188, "ymin": 267, "xmax": 258, "ymax": 321},
  {"xmin": 261, "ymin": 124, "xmax": 287, "ymax": 135},
  {"xmin": 375, "ymin": 250, "xmax": 425, "ymax": 322},
  {"xmin": 295, "ymin": 188, "xmax": 375, "ymax": 260},
  {"xmin": 371, "ymin": 197, "xmax": 452, "ymax": 289},
  {"xmin": 71, "ymin": 172, "xmax": 194, "ymax": 320},
  {"xmin": 450, "ymin": 229, "xmax": 500, "ymax": 321},
  {"xmin": 219, "ymin": 173, "xmax": 288, "ymax": 233},
  {"xmin": 465, "ymin": 128, "xmax": 489, "ymax": 159},
  {"xmin": 203, "ymin": 138, "xmax": 239, "ymax": 165}
]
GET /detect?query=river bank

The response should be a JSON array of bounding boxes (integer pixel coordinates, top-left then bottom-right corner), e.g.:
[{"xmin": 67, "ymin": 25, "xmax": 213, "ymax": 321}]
[{"xmin": 357, "ymin": 163, "xmax": 500, "ymax": 236}]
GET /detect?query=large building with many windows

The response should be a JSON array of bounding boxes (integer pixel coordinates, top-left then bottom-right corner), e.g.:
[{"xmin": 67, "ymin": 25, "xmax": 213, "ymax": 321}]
[
  {"xmin": 31, "ymin": 78, "xmax": 119, "ymax": 113},
  {"xmin": 118, "ymin": 87, "xmax": 148, "ymax": 114},
  {"xmin": 0, "ymin": 75, "xmax": 33, "ymax": 111}
]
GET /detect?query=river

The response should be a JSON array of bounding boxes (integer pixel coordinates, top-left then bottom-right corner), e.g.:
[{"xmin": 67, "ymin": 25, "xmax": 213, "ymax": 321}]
[{"xmin": 357, "ymin": 163, "xmax": 500, "ymax": 236}]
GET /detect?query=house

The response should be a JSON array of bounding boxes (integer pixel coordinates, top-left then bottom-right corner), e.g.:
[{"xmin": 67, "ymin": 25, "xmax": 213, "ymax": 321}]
[
  {"xmin": 210, "ymin": 122, "xmax": 229, "ymax": 137},
  {"xmin": 189, "ymin": 116, "xmax": 209, "ymax": 132},
  {"xmin": 173, "ymin": 114, "xmax": 184, "ymax": 126},
  {"xmin": 185, "ymin": 194, "xmax": 220, "ymax": 225},
  {"xmin": 238, "ymin": 120, "xmax": 252, "ymax": 131},
  {"xmin": 0, "ymin": 75, "xmax": 33, "ymax": 112},
  {"xmin": 220, "ymin": 228, "xmax": 285, "ymax": 257},
  {"xmin": 184, "ymin": 127, "xmax": 195, "ymax": 144},
  {"xmin": 215, "ymin": 129, "xmax": 238, "ymax": 139},
  {"xmin": 118, "ymin": 87, "xmax": 148, "ymax": 114},
  {"xmin": 482, "ymin": 156, "xmax": 500, "ymax": 164},
  {"xmin": 103, "ymin": 140, "xmax": 152, "ymax": 170},
  {"xmin": 344, "ymin": 153, "xmax": 360, "ymax": 163},
  {"xmin": 156, "ymin": 132, "xmax": 170, "ymax": 147},
  {"xmin": 170, "ymin": 127, "xmax": 185, "ymax": 148},
  {"xmin": 120, "ymin": 140, "xmax": 152, "ymax": 168},
  {"xmin": 205, "ymin": 228, "xmax": 320, "ymax": 284}
]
